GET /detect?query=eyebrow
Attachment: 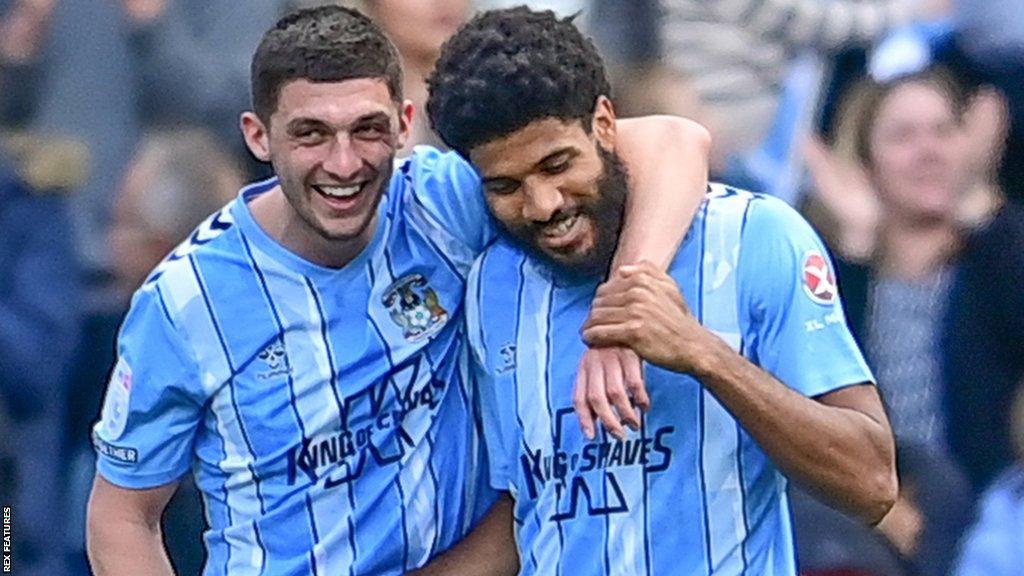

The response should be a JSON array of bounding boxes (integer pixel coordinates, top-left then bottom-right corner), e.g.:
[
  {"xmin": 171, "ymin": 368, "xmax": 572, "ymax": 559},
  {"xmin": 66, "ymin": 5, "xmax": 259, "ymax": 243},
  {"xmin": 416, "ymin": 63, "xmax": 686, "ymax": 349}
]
[
  {"xmin": 480, "ymin": 146, "xmax": 579, "ymax": 185},
  {"xmin": 285, "ymin": 111, "xmax": 393, "ymax": 134}
]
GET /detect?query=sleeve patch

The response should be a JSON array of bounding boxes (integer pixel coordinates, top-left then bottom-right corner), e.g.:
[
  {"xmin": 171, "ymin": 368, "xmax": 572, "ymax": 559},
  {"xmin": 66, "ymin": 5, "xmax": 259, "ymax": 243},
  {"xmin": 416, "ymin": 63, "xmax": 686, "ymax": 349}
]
[{"xmin": 99, "ymin": 357, "xmax": 133, "ymax": 440}]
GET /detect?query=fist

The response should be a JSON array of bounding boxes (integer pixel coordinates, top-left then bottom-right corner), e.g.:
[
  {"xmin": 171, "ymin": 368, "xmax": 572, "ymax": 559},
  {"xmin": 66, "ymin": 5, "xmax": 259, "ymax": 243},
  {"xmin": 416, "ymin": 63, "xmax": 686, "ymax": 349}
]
[{"xmin": 582, "ymin": 262, "xmax": 714, "ymax": 375}]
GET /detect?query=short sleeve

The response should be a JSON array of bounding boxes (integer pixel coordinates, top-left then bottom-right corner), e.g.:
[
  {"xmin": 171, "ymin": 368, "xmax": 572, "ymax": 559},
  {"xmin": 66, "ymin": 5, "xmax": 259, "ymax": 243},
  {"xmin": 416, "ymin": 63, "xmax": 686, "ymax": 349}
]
[
  {"xmin": 465, "ymin": 256, "xmax": 517, "ymax": 492},
  {"xmin": 737, "ymin": 196, "xmax": 874, "ymax": 398},
  {"xmin": 93, "ymin": 285, "xmax": 205, "ymax": 488},
  {"xmin": 405, "ymin": 146, "xmax": 496, "ymax": 256}
]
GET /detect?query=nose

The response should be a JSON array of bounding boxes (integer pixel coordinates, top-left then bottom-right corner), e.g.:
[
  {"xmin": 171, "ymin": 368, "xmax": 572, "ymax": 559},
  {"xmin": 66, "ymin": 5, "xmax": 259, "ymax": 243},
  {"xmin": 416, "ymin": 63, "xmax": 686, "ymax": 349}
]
[
  {"xmin": 321, "ymin": 134, "xmax": 363, "ymax": 180},
  {"xmin": 521, "ymin": 178, "xmax": 565, "ymax": 222}
]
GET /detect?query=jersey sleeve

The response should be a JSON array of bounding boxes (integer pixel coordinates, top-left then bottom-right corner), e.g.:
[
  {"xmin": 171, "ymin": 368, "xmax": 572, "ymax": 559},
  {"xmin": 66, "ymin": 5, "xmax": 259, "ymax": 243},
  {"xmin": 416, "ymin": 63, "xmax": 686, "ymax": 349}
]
[
  {"xmin": 92, "ymin": 284, "xmax": 205, "ymax": 488},
  {"xmin": 737, "ymin": 196, "xmax": 874, "ymax": 398},
  {"xmin": 404, "ymin": 146, "xmax": 496, "ymax": 258},
  {"xmin": 465, "ymin": 255, "xmax": 517, "ymax": 492}
]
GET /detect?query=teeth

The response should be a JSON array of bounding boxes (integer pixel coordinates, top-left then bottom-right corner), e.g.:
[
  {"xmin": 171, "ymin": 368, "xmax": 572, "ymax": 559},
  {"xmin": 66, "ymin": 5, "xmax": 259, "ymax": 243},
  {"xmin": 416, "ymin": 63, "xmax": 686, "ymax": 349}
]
[
  {"xmin": 319, "ymin": 185, "xmax": 361, "ymax": 198},
  {"xmin": 546, "ymin": 214, "xmax": 578, "ymax": 237}
]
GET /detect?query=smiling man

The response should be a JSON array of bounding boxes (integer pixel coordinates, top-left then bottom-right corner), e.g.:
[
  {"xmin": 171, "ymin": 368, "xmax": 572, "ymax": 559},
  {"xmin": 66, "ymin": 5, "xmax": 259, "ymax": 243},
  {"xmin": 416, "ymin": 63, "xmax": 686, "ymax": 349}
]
[
  {"xmin": 84, "ymin": 5, "xmax": 712, "ymax": 576},
  {"xmin": 422, "ymin": 7, "xmax": 899, "ymax": 575}
]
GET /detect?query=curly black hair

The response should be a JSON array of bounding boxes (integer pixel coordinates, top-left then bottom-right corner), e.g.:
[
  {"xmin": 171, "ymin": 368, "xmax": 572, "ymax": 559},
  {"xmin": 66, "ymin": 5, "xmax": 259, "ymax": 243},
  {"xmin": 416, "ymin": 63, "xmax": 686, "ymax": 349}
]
[
  {"xmin": 426, "ymin": 6, "xmax": 612, "ymax": 157},
  {"xmin": 251, "ymin": 5, "xmax": 403, "ymax": 121}
]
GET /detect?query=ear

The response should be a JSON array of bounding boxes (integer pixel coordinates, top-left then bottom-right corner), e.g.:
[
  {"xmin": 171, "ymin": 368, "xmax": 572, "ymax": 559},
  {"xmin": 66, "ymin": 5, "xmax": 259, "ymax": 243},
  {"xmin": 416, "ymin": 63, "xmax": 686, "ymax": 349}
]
[
  {"xmin": 591, "ymin": 95, "xmax": 617, "ymax": 151},
  {"xmin": 241, "ymin": 112, "xmax": 272, "ymax": 162},
  {"xmin": 395, "ymin": 100, "xmax": 415, "ymax": 151}
]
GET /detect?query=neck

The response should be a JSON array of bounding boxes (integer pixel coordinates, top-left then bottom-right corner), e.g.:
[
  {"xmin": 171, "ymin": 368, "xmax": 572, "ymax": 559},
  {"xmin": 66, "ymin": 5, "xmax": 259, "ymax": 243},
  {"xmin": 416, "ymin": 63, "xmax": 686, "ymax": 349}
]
[
  {"xmin": 250, "ymin": 186, "xmax": 374, "ymax": 269},
  {"xmin": 876, "ymin": 215, "xmax": 958, "ymax": 280}
]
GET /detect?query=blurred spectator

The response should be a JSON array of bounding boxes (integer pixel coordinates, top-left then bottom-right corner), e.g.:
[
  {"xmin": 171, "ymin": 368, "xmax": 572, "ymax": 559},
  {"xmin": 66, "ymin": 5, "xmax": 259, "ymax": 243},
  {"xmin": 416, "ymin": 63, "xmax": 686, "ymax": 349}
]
[
  {"xmin": 64, "ymin": 128, "xmax": 243, "ymax": 574},
  {"xmin": 953, "ymin": 382, "xmax": 1024, "ymax": 576},
  {"xmin": 942, "ymin": 193, "xmax": 1024, "ymax": 494},
  {"xmin": 122, "ymin": 0, "xmax": 282, "ymax": 174},
  {"xmin": 657, "ymin": 0, "xmax": 949, "ymax": 189},
  {"xmin": 0, "ymin": 145, "xmax": 83, "ymax": 576},
  {"xmin": 0, "ymin": 0, "xmax": 52, "ymax": 126},
  {"xmin": 802, "ymin": 69, "xmax": 979, "ymax": 575},
  {"xmin": 936, "ymin": 0, "xmax": 1024, "ymax": 201},
  {"xmin": 364, "ymin": 0, "xmax": 471, "ymax": 148}
]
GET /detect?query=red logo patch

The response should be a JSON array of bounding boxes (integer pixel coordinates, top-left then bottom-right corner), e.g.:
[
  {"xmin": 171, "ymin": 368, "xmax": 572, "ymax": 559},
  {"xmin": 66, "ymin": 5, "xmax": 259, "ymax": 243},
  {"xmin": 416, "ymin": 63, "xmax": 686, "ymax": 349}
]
[{"xmin": 802, "ymin": 251, "xmax": 837, "ymax": 305}]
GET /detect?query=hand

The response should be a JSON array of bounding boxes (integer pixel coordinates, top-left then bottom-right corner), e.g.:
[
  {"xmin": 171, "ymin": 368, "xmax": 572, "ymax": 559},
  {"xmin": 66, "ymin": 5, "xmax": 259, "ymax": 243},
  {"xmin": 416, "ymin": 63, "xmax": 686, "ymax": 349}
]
[
  {"xmin": 802, "ymin": 135, "xmax": 880, "ymax": 260},
  {"xmin": 582, "ymin": 262, "xmax": 714, "ymax": 376},
  {"xmin": 573, "ymin": 347, "xmax": 650, "ymax": 441}
]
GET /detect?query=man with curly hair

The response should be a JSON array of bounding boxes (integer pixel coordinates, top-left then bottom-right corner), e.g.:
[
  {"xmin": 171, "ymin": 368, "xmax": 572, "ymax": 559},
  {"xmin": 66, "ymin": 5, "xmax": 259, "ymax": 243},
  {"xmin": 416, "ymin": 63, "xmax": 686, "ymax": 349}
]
[
  {"xmin": 84, "ymin": 5, "xmax": 713, "ymax": 575},
  {"xmin": 422, "ymin": 7, "xmax": 898, "ymax": 575}
]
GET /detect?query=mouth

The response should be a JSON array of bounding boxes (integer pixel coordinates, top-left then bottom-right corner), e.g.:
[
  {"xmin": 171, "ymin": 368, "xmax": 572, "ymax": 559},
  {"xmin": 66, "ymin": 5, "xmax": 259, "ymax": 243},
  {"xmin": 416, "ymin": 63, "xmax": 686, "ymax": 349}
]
[
  {"xmin": 312, "ymin": 182, "xmax": 369, "ymax": 211},
  {"xmin": 536, "ymin": 212, "xmax": 590, "ymax": 253}
]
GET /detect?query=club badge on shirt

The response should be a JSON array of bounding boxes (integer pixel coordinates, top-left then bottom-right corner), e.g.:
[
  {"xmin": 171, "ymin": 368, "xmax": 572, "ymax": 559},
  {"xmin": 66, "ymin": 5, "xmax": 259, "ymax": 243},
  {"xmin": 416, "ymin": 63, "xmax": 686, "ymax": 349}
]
[{"xmin": 383, "ymin": 273, "xmax": 449, "ymax": 342}]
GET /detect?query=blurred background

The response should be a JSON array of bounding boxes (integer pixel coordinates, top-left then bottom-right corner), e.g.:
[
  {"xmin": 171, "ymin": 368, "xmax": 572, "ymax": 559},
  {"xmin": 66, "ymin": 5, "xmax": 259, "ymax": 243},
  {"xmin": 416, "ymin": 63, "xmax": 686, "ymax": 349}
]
[{"xmin": 1, "ymin": 0, "xmax": 1022, "ymax": 575}]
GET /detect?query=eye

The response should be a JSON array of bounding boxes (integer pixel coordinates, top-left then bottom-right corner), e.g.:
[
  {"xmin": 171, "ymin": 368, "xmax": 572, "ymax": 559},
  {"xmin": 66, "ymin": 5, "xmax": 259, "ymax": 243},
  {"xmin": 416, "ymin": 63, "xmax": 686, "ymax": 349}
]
[
  {"xmin": 485, "ymin": 180, "xmax": 519, "ymax": 196},
  {"xmin": 542, "ymin": 159, "xmax": 570, "ymax": 175},
  {"xmin": 353, "ymin": 123, "xmax": 388, "ymax": 140},
  {"xmin": 293, "ymin": 128, "xmax": 327, "ymax": 145}
]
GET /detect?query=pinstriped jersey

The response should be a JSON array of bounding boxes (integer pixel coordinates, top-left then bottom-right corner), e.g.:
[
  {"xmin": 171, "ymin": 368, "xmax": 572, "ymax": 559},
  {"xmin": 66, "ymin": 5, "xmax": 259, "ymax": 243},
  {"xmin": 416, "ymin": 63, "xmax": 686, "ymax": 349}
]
[
  {"xmin": 93, "ymin": 146, "xmax": 495, "ymax": 576},
  {"xmin": 465, "ymin": 186, "xmax": 875, "ymax": 576}
]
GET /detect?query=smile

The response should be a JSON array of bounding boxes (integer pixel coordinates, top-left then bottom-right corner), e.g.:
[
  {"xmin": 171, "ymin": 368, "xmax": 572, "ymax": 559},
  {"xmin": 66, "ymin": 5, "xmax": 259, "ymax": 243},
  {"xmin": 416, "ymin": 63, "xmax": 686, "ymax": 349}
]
[
  {"xmin": 538, "ymin": 213, "xmax": 587, "ymax": 251},
  {"xmin": 314, "ymin": 184, "xmax": 363, "ymax": 198}
]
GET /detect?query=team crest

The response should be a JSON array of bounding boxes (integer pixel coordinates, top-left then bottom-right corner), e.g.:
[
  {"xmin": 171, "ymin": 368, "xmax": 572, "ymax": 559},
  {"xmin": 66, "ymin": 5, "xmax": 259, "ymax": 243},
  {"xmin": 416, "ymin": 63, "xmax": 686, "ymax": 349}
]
[
  {"xmin": 802, "ymin": 250, "xmax": 837, "ymax": 305},
  {"xmin": 382, "ymin": 273, "xmax": 449, "ymax": 342}
]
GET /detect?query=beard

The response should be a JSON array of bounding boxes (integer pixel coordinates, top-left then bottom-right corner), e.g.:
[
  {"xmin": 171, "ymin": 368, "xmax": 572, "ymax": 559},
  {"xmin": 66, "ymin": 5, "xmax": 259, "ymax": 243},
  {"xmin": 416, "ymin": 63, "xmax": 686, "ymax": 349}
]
[{"xmin": 497, "ymin": 145, "xmax": 629, "ymax": 280}]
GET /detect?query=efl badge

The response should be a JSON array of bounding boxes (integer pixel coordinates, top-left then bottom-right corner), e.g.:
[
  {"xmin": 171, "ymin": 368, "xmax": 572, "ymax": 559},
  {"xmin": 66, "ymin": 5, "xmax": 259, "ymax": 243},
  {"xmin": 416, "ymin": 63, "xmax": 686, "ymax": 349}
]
[
  {"xmin": 101, "ymin": 357, "xmax": 133, "ymax": 440},
  {"xmin": 802, "ymin": 250, "xmax": 837, "ymax": 305},
  {"xmin": 383, "ymin": 273, "xmax": 449, "ymax": 342}
]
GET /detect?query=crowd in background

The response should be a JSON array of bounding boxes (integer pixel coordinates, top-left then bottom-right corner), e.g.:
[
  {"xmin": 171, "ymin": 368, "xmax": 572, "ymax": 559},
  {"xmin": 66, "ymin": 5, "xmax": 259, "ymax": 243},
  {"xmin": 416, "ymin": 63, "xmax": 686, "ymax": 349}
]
[{"xmin": 0, "ymin": 0, "xmax": 1022, "ymax": 575}]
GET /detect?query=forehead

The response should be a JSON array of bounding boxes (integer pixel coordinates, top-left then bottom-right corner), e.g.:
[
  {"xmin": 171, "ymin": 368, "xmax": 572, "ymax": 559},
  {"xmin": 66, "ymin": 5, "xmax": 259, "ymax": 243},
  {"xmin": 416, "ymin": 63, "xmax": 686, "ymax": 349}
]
[
  {"xmin": 876, "ymin": 83, "xmax": 954, "ymax": 127},
  {"xmin": 271, "ymin": 77, "xmax": 397, "ymax": 127},
  {"xmin": 469, "ymin": 118, "xmax": 592, "ymax": 174}
]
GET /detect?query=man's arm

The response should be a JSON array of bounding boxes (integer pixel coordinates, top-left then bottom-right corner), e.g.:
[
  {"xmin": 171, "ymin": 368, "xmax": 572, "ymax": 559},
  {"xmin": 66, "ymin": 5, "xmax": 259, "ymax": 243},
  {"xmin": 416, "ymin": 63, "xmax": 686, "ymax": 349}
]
[
  {"xmin": 612, "ymin": 115, "xmax": 710, "ymax": 269},
  {"xmin": 410, "ymin": 495, "xmax": 518, "ymax": 576},
  {"xmin": 574, "ymin": 116, "xmax": 711, "ymax": 440},
  {"xmin": 582, "ymin": 262, "xmax": 897, "ymax": 524},
  {"xmin": 87, "ymin": 474, "xmax": 179, "ymax": 576}
]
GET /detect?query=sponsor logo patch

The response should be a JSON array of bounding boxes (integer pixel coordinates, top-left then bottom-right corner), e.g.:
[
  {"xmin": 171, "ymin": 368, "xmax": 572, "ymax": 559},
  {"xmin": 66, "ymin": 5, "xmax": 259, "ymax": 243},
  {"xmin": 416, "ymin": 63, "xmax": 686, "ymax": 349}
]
[
  {"xmin": 92, "ymin": 430, "xmax": 139, "ymax": 464},
  {"xmin": 802, "ymin": 250, "xmax": 837, "ymax": 305},
  {"xmin": 100, "ymin": 357, "xmax": 133, "ymax": 440}
]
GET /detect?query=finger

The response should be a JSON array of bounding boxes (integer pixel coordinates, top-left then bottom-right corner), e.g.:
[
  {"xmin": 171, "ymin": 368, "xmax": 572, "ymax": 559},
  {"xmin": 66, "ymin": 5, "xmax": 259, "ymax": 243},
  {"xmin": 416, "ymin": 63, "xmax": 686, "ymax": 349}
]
[
  {"xmin": 586, "ymin": 358, "xmax": 626, "ymax": 440},
  {"xmin": 621, "ymin": 350, "xmax": 650, "ymax": 411},
  {"xmin": 590, "ymin": 290, "xmax": 634, "ymax": 311},
  {"xmin": 582, "ymin": 323, "xmax": 635, "ymax": 349},
  {"xmin": 573, "ymin": 358, "xmax": 596, "ymax": 440},
  {"xmin": 594, "ymin": 277, "xmax": 633, "ymax": 299},
  {"xmin": 582, "ymin": 307, "xmax": 632, "ymax": 332},
  {"xmin": 604, "ymin": 359, "xmax": 640, "ymax": 431}
]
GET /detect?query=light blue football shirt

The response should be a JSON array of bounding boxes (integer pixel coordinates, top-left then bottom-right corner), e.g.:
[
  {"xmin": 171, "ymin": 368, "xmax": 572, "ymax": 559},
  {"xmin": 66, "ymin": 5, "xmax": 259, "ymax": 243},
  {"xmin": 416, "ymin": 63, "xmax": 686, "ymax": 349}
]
[
  {"xmin": 466, "ymin": 186, "xmax": 875, "ymax": 576},
  {"xmin": 93, "ymin": 147, "xmax": 495, "ymax": 576}
]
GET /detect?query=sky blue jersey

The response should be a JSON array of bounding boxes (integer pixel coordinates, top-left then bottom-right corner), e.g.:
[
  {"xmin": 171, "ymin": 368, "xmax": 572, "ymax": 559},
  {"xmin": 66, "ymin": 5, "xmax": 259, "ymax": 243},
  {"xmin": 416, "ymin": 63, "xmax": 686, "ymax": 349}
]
[
  {"xmin": 93, "ymin": 147, "xmax": 496, "ymax": 576},
  {"xmin": 466, "ymin": 186, "xmax": 875, "ymax": 576}
]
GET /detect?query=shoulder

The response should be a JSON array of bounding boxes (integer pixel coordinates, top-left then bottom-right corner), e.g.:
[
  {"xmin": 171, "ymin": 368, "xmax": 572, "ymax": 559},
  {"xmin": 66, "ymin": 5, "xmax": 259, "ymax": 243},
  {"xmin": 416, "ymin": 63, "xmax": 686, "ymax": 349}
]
[{"xmin": 398, "ymin": 145, "xmax": 477, "ymax": 190}]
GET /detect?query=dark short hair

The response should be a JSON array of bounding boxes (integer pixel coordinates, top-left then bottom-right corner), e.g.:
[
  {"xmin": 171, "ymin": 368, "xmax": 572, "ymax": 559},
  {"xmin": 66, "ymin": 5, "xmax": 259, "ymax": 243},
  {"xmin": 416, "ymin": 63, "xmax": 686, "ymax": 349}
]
[
  {"xmin": 426, "ymin": 6, "xmax": 612, "ymax": 157},
  {"xmin": 250, "ymin": 5, "xmax": 403, "ymax": 121}
]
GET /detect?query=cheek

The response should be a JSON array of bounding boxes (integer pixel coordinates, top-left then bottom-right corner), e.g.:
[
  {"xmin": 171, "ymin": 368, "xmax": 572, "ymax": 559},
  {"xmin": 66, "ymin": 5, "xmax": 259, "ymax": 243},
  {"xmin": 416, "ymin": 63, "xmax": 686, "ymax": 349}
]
[{"xmin": 486, "ymin": 196, "xmax": 524, "ymax": 228}]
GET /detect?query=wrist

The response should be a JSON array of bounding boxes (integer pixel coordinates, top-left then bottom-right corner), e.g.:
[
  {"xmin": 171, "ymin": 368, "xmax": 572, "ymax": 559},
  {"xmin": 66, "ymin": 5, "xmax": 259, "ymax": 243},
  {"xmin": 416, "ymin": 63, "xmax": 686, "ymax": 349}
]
[{"xmin": 685, "ymin": 334, "xmax": 733, "ymax": 380}]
